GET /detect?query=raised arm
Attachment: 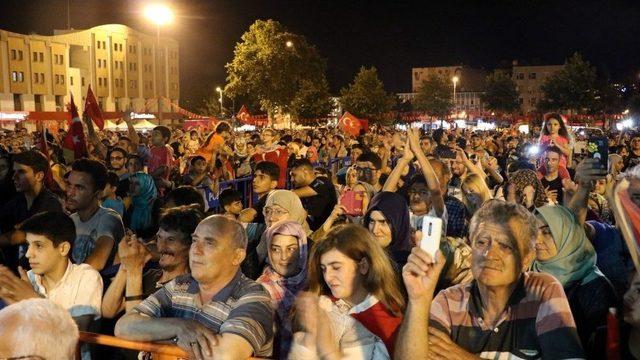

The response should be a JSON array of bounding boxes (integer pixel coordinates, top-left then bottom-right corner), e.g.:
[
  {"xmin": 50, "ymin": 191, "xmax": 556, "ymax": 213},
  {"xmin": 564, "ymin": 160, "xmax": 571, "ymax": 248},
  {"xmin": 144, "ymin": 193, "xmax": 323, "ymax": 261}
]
[
  {"xmin": 409, "ymin": 129, "xmax": 445, "ymax": 216},
  {"xmin": 123, "ymin": 111, "xmax": 140, "ymax": 149},
  {"xmin": 382, "ymin": 136, "xmax": 414, "ymax": 192},
  {"xmin": 566, "ymin": 158, "xmax": 605, "ymax": 226}
]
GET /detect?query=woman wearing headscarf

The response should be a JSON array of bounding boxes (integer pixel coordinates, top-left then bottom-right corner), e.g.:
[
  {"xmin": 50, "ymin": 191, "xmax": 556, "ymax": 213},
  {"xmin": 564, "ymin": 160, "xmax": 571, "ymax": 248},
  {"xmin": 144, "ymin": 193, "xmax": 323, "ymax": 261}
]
[
  {"xmin": 256, "ymin": 221, "xmax": 308, "ymax": 358},
  {"xmin": 532, "ymin": 205, "xmax": 617, "ymax": 359},
  {"xmin": 126, "ymin": 172, "xmax": 158, "ymax": 238},
  {"xmin": 363, "ymin": 191, "xmax": 412, "ymax": 268},
  {"xmin": 244, "ymin": 190, "xmax": 311, "ymax": 279},
  {"xmin": 506, "ymin": 169, "xmax": 548, "ymax": 211}
]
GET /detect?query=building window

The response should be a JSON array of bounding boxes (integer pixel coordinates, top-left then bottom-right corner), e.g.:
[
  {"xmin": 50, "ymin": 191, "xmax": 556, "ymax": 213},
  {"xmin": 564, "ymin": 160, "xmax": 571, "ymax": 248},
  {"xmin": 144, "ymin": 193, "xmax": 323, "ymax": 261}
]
[
  {"xmin": 39, "ymin": 52, "xmax": 44, "ymax": 62},
  {"xmin": 11, "ymin": 49, "xmax": 16, "ymax": 60},
  {"xmin": 115, "ymin": 61, "xmax": 118, "ymax": 69},
  {"xmin": 18, "ymin": 72, "xmax": 24, "ymax": 82},
  {"xmin": 33, "ymin": 52, "xmax": 38, "ymax": 62},
  {"xmin": 34, "ymin": 95, "xmax": 43, "ymax": 112},
  {"xmin": 97, "ymin": 59, "xmax": 100, "ymax": 68},
  {"xmin": 98, "ymin": 78, "xmax": 101, "ymax": 86},
  {"xmin": 82, "ymin": 77, "xmax": 85, "ymax": 86},
  {"xmin": 14, "ymin": 94, "xmax": 22, "ymax": 111},
  {"xmin": 517, "ymin": 73, "xmax": 524, "ymax": 80},
  {"xmin": 97, "ymin": 41, "xmax": 100, "ymax": 49},
  {"xmin": 529, "ymin": 72, "xmax": 536, "ymax": 79},
  {"xmin": 102, "ymin": 41, "xmax": 106, "ymax": 49},
  {"xmin": 55, "ymin": 74, "xmax": 59, "ymax": 84},
  {"xmin": 18, "ymin": 50, "xmax": 23, "ymax": 60},
  {"xmin": 60, "ymin": 55, "xmax": 64, "ymax": 64},
  {"xmin": 40, "ymin": 73, "xmax": 44, "ymax": 83},
  {"xmin": 33, "ymin": 72, "xmax": 39, "ymax": 83},
  {"xmin": 114, "ymin": 43, "xmax": 118, "ymax": 51},
  {"xmin": 61, "ymin": 76, "xmax": 65, "ymax": 85}
]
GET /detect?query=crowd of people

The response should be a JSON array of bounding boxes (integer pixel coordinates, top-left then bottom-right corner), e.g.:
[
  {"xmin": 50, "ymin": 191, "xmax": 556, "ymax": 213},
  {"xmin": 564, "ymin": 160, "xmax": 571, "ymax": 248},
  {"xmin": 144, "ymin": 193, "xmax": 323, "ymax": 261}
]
[{"xmin": 0, "ymin": 111, "xmax": 639, "ymax": 360}]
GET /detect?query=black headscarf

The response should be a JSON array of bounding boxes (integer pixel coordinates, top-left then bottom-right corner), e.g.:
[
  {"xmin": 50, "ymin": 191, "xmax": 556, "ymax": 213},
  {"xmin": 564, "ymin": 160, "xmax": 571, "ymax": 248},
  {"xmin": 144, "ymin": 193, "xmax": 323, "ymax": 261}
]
[{"xmin": 363, "ymin": 191, "xmax": 412, "ymax": 253}]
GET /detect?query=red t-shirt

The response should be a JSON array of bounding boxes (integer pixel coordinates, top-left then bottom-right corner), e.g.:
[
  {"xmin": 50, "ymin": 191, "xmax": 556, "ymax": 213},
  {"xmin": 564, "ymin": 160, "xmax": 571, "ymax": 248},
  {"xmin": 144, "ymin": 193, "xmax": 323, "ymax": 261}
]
[{"xmin": 148, "ymin": 145, "xmax": 174, "ymax": 178}]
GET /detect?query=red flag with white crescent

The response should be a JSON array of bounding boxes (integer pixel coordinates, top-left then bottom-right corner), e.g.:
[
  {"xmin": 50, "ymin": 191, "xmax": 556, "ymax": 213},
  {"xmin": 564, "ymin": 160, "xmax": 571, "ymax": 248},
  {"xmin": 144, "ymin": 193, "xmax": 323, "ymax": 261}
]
[
  {"xmin": 339, "ymin": 112, "xmax": 362, "ymax": 137},
  {"xmin": 84, "ymin": 85, "xmax": 104, "ymax": 130},
  {"xmin": 63, "ymin": 93, "xmax": 88, "ymax": 164}
]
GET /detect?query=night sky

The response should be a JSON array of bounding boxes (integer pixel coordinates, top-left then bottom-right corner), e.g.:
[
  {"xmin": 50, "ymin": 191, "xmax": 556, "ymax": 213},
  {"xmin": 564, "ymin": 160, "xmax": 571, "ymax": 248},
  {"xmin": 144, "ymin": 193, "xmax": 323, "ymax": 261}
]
[{"xmin": 1, "ymin": 0, "xmax": 639, "ymax": 110}]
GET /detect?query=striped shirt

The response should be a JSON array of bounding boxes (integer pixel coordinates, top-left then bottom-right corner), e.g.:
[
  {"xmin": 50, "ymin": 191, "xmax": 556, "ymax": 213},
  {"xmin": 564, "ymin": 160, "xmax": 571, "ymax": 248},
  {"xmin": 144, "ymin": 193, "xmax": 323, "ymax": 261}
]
[
  {"xmin": 430, "ymin": 272, "xmax": 585, "ymax": 359},
  {"xmin": 133, "ymin": 271, "xmax": 274, "ymax": 357}
]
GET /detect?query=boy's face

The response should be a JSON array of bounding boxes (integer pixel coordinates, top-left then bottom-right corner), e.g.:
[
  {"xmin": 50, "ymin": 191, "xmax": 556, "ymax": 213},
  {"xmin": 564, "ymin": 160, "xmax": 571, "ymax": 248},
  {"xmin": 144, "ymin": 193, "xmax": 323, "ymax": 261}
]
[
  {"xmin": 225, "ymin": 200, "xmax": 243, "ymax": 215},
  {"xmin": 253, "ymin": 170, "xmax": 277, "ymax": 195},
  {"xmin": 101, "ymin": 183, "xmax": 116, "ymax": 199},
  {"xmin": 151, "ymin": 130, "xmax": 166, "ymax": 146},
  {"xmin": 25, "ymin": 233, "xmax": 69, "ymax": 275},
  {"xmin": 192, "ymin": 159, "xmax": 207, "ymax": 174}
]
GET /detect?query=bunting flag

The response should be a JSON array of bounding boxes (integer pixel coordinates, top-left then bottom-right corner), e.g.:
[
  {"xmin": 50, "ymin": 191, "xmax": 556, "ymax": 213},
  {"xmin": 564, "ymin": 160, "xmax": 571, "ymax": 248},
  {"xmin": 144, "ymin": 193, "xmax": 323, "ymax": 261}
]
[
  {"xmin": 237, "ymin": 105, "xmax": 251, "ymax": 121},
  {"xmin": 339, "ymin": 112, "xmax": 363, "ymax": 137},
  {"xmin": 236, "ymin": 105, "xmax": 268, "ymax": 126},
  {"xmin": 62, "ymin": 93, "xmax": 88, "ymax": 164},
  {"xmin": 84, "ymin": 85, "xmax": 104, "ymax": 130}
]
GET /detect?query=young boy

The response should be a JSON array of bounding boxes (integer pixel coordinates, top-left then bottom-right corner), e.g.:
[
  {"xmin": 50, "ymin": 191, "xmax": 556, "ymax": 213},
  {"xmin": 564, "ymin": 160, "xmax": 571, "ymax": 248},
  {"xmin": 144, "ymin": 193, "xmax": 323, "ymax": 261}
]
[
  {"xmin": 0, "ymin": 211, "xmax": 103, "ymax": 331},
  {"xmin": 183, "ymin": 155, "xmax": 214, "ymax": 187},
  {"xmin": 238, "ymin": 161, "xmax": 280, "ymax": 223},
  {"xmin": 101, "ymin": 171, "xmax": 125, "ymax": 217},
  {"xmin": 219, "ymin": 188, "xmax": 243, "ymax": 220},
  {"xmin": 147, "ymin": 125, "xmax": 175, "ymax": 195}
]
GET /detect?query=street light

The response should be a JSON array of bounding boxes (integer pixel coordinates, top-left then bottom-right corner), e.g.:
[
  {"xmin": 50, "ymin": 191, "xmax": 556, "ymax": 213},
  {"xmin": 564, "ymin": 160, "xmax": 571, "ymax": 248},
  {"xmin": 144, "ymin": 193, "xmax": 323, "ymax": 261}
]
[
  {"xmin": 452, "ymin": 75, "xmax": 459, "ymax": 113},
  {"xmin": 144, "ymin": 4, "xmax": 174, "ymax": 123},
  {"xmin": 286, "ymin": 40, "xmax": 294, "ymax": 48},
  {"xmin": 216, "ymin": 86, "xmax": 223, "ymax": 118}
]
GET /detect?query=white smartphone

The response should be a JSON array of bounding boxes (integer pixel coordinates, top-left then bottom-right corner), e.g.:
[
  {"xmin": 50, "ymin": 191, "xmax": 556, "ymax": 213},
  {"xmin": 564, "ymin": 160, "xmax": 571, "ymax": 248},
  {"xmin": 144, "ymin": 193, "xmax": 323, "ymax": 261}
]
[{"xmin": 420, "ymin": 216, "xmax": 442, "ymax": 258}]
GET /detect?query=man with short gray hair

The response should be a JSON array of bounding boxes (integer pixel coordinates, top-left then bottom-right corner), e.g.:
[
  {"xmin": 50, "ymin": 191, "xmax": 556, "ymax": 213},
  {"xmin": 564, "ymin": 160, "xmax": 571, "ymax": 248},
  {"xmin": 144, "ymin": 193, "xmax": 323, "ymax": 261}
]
[
  {"xmin": 0, "ymin": 298, "xmax": 79, "ymax": 360},
  {"xmin": 397, "ymin": 200, "xmax": 584, "ymax": 359},
  {"xmin": 115, "ymin": 215, "xmax": 273, "ymax": 360}
]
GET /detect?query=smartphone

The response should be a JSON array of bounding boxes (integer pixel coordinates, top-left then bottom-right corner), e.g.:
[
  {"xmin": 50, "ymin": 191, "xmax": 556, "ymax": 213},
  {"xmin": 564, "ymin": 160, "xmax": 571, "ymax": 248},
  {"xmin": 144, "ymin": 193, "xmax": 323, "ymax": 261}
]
[
  {"xmin": 340, "ymin": 190, "xmax": 364, "ymax": 216},
  {"xmin": 438, "ymin": 146, "xmax": 457, "ymax": 160},
  {"xmin": 586, "ymin": 136, "xmax": 608, "ymax": 175},
  {"xmin": 420, "ymin": 216, "xmax": 442, "ymax": 258}
]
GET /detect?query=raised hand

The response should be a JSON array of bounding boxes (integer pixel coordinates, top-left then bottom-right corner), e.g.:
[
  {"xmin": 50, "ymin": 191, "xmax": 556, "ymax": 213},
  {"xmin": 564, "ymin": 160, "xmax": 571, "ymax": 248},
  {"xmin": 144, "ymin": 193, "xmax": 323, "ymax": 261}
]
[{"xmin": 402, "ymin": 247, "xmax": 446, "ymax": 302}]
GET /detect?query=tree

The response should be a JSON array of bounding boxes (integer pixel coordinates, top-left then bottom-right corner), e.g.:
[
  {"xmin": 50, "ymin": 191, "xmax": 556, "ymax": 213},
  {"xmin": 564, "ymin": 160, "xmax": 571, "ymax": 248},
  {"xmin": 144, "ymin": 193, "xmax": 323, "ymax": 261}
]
[
  {"xmin": 339, "ymin": 67, "xmax": 394, "ymax": 123},
  {"xmin": 290, "ymin": 78, "xmax": 334, "ymax": 122},
  {"xmin": 480, "ymin": 71, "xmax": 520, "ymax": 114},
  {"xmin": 225, "ymin": 19, "xmax": 326, "ymax": 118},
  {"xmin": 537, "ymin": 53, "xmax": 597, "ymax": 114},
  {"xmin": 413, "ymin": 74, "xmax": 453, "ymax": 117},
  {"xmin": 198, "ymin": 91, "xmax": 222, "ymax": 117}
]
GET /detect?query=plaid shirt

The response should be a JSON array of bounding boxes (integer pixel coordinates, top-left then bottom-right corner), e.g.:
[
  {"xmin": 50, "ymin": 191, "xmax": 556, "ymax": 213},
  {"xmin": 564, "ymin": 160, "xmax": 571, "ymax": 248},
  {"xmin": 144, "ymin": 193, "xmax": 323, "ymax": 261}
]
[
  {"xmin": 430, "ymin": 272, "xmax": 584, "ymax": 359},
  {"xmin": 444, "ymin": 195, "xmax": 467, "ymax": 238},
  {"xmin": 134, "ymin": 271, "xmax": 274, "ymax": 357}
]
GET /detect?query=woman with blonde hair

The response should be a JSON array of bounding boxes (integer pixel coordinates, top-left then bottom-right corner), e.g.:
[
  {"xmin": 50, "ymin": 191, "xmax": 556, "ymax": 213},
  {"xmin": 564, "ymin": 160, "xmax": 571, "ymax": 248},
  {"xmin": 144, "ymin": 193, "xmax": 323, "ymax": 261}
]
[
  {"xmin": 461, "ymin": 173, "xmax": 493, "ymax": 216},
  {"xmin": 292, "ymin": 224, "xmax": 405, "ymax": 359}
]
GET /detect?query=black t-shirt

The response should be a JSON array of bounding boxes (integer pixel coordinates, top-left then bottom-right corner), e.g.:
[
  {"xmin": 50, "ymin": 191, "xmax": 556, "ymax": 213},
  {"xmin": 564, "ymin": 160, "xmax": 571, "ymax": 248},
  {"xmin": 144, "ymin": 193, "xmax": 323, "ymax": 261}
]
[
  {"xmin": 540, "ymin": 175, "xmax": 564, "ymax": 205},
  {"xmin": 624, "ymin": 151, "xmax": 640, "ymax": 171},
  {"xmin": 301, "ymin": 177, "xmax": 337, "ymax": 231},
  {"xmin": 252, "ymin": 194, "xmax": 268, "ymax": 224}
]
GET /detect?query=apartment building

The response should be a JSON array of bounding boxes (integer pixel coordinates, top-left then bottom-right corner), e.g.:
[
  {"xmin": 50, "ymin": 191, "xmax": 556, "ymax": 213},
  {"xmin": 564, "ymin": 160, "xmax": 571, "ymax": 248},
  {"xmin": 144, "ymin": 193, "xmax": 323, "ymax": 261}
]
[{"xmin": 0, "ymin": 24, "xmax": 179, "ymax": 115}]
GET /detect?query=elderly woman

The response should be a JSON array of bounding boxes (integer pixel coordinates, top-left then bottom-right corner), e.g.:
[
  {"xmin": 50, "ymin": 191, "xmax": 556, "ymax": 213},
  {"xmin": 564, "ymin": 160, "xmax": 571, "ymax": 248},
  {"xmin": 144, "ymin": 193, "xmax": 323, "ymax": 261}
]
[
  {"xmin": 256, "ymin": 221, "xmax": 308, "ymax": 358},
  {"xmin": 533, "ymin": 205, "xmax": 617, "ymax": 358},
  {"xmin": 363, "ymin": 191, "xmax": 412, "ymax": 268},
  {"xmin": 396, "ymin": 200, "xmax": 584, "ymax": 359}
]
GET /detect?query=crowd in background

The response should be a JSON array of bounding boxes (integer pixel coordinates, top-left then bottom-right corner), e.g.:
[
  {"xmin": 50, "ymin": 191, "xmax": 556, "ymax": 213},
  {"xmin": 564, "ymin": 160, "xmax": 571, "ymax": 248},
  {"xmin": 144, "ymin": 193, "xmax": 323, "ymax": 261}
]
[{"xmin": 0, "ymin": 112, "xmax": 640, "ymax": 360}]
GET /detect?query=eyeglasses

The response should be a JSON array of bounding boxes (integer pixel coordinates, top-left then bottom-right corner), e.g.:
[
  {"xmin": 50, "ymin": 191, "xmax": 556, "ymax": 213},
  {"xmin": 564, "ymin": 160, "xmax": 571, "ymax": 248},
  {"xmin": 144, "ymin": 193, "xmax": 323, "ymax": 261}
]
[
  {"xmin": 110, "ymin": 156, "xmax": 124, "ymax": 160},
  {"xmin": 263, "ymin": 207, "xmax": 289, "ymax": 217}
]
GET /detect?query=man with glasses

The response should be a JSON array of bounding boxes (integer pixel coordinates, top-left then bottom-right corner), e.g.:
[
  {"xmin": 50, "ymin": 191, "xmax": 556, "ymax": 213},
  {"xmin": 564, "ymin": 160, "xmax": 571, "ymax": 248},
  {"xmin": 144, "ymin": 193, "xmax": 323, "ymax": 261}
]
[
  {"xmin": 396, "ymin": 200, "xmax": 584, "ymax": 359},
  {"xmin": 354, "ymin": 151, "xmax": 384, "ymax": 193},
  {"xmin": 107, "ymin": 147, "xmax": 130, "ymax": 198}
]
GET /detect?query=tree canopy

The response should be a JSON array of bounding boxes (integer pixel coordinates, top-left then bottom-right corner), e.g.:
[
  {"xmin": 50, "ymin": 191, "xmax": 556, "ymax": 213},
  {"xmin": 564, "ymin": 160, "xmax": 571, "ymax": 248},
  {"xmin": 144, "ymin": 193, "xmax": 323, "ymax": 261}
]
[
  {"xmin": 413, "ymin": 74, "xmax": 453, "ymax": 117},
  {"xmin": 225, "ymin": 19, "xmax": 328, "ymax": 118},
  {"xmin": 339, "ymin": 66, "xmax": 394, "ymax": 123},
  {"xmin": 480, "ymin": 71, "xmax": 520, "ymax": 113},
  {"xmin": 537, "ymin": 53, "xmax": 597, "ymax": 114}
]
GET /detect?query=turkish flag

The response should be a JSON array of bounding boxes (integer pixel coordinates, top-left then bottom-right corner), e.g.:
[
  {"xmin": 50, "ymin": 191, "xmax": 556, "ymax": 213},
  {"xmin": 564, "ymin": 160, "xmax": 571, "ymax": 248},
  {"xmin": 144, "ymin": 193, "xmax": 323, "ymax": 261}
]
[
  {"xmin": 339, "ymin": 112, "xmax": 362, "ymax": 137},
  {"xmin": 84, "ymin": 85, "xmax": 104, "ymax": 130},
  {"xmin": 63, "ymin": 93, "xmax": 88, "ymax": 164}
]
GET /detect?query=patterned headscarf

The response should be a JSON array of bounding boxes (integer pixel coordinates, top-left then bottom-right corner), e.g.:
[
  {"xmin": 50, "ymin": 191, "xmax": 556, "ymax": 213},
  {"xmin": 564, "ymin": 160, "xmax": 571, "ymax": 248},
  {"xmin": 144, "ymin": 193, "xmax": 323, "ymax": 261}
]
[
  {"xmin": 130, "ymin": 172, "xmax": 157, "ymax": 232},
  {"xmin": 264, "ymin": 190, "xmax": 311, "ymax": 234},
  {"xmin": 256, "ymin": 221, "xmax": 308, "ymax": 357},
  {"xmin": 508, "ymin": 169, "xmax": 547, "ymax": 208}
]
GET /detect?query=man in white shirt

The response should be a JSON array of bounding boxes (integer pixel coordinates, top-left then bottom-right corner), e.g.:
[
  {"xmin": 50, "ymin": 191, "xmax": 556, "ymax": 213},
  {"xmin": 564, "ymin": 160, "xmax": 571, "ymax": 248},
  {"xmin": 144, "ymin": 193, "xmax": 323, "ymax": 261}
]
[{"xmin": 0, "ymin": 211, "xmax": 102, "ymax": 331}]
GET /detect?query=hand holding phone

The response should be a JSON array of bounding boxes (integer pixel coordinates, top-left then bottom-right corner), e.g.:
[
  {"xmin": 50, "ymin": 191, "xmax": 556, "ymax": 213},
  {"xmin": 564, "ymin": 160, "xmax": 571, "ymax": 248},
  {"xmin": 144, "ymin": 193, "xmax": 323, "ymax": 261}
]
[
  {"xmin": 586, "ymin": 136, "xmax": 608, "ymax": 176},
  {"xmin": 420, "ymin": 216, "xmax": 442, "ymax": 258}
]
